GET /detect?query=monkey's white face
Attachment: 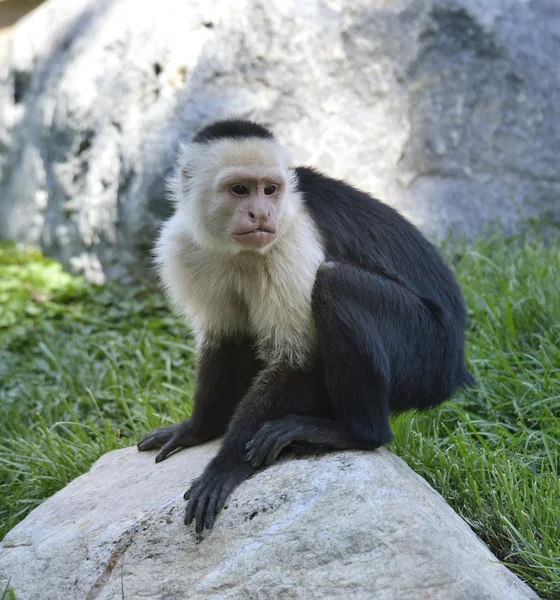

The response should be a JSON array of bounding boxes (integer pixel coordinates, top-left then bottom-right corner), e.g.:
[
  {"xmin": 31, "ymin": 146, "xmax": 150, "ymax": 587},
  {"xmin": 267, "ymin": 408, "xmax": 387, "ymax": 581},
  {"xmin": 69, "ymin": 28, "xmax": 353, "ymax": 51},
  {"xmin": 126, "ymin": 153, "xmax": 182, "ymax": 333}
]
[
  {"xmin": 211, "ymin": 165, "xmax": 286, "ymax": 250},
  {"xmin": 175, "ymin": 138, "xmax": 296, "ymax": 253}
]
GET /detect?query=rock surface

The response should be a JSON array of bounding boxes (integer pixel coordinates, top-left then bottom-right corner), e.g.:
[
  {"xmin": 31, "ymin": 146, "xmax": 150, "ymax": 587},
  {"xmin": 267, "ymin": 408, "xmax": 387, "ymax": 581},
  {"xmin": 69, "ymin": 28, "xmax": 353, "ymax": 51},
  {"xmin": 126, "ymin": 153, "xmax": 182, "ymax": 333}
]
[
  {"xmin": 0, "ymin": 443, "xmax": 537, "ymax": 600},
  {"xmin": 1, "ymin": 0, "xmax": 559, "ymax": 282}
]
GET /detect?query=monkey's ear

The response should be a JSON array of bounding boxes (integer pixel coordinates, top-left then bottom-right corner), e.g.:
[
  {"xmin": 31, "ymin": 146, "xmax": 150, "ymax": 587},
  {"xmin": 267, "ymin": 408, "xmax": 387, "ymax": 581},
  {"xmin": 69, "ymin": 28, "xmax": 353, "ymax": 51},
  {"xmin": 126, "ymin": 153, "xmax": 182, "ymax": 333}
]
[
  {"xmin": 165, "ymin": 142, "xmax": 196, "ymax": 202},
  {"xmin": 177, "ymin": 142, "xmax": 195, "ymax": 181}
]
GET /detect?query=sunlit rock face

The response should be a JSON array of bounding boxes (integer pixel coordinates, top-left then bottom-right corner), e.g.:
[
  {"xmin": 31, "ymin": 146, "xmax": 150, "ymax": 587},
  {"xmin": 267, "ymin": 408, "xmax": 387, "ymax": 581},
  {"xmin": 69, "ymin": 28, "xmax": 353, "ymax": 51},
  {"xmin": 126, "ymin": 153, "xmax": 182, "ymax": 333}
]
[
  {"xmin": 0, "ymin": 444, "xmax": 538, "ymax": 599},
  {"xmin": 0, "ymin": 0, "xmax": 559, "ymax": 282}
]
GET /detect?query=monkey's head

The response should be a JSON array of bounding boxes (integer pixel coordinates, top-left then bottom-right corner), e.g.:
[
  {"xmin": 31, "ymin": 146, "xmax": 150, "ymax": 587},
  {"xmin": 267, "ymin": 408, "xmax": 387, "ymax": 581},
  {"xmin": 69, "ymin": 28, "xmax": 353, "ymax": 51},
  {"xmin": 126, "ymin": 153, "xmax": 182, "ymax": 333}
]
[{"xmin": 170, "ymin": 120, "xmax": 297, "ymax": 253}]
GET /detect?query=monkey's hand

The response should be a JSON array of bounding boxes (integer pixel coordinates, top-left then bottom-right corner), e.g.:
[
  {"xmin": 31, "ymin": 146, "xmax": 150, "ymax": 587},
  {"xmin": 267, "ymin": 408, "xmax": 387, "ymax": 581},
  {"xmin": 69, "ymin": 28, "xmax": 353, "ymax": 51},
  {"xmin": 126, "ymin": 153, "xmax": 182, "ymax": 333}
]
[
  {"xmin": 137, "ymin": 420, "xmax": 204, "ymax": 463},
  {"xmin": 184, "ymin": 462, "xmax": 253, "ymax": 533},
  {"xmin": 245, "ymin": 417, "xmax": 304, "ymax": 468}
]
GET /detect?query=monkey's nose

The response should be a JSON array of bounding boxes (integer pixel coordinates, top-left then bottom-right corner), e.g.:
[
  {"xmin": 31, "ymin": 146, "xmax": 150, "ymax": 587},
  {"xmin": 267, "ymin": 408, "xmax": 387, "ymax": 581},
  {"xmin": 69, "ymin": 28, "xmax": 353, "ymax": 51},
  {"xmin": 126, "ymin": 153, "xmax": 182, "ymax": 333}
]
[{"xmin": 248, "ymin": 208, "xmax": 271, "ymax": 227}]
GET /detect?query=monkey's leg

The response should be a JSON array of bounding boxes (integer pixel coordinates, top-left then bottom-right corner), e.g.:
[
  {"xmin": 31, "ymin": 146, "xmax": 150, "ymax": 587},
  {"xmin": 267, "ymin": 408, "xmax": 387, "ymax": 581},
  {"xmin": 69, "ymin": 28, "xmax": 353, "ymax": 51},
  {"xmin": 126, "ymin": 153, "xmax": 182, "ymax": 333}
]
[
  {"xmin": 246, "ymin": 261, "xmax": 447, "ymax": 467},
  {"xmin": 137, "ymin": 334, "xmax": 261, "ymax": 462},
  {"xmin": 183, "ymin": 367, "xmax": 323, "ymax": 532}
]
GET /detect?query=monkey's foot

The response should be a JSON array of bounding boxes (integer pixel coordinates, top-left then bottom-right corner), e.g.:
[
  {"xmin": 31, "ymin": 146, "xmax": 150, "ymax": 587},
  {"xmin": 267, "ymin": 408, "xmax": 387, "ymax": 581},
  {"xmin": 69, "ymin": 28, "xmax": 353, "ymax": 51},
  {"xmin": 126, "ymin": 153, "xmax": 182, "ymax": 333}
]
[
  {"xmin": 137, "ymin": 420, "xmax": 203, "ymax": 463},
  {"xmin": 184, "ymin": 463, "xmax": 253, "ymax": 533},
  {"xmin": 245, "ymin": 417, "xmax": 305, "ymax": 468}
]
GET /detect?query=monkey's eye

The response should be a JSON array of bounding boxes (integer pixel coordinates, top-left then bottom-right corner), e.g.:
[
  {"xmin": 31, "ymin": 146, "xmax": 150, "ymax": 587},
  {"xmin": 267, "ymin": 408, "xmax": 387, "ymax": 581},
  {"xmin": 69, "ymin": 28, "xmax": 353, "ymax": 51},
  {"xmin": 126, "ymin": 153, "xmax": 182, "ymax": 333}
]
[
  {"xmin": 231, "ymin": 184, "xmax": 249, "ymax": 196},
  {"xmin": 264, "ymin": 184, "xmax": 277, "ymax": 196}
]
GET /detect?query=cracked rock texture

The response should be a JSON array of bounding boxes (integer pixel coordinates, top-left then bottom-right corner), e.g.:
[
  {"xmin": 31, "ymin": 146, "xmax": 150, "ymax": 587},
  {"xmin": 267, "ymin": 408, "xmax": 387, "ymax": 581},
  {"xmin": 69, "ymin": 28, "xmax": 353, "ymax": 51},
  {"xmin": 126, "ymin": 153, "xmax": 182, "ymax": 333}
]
[
  {"xmin": 1, "ymin": 0, "xmax": 559, "ymax": 283},
  {"xmin": 0, "ymin": 444, "xmax": 537, "ymax": 600}
]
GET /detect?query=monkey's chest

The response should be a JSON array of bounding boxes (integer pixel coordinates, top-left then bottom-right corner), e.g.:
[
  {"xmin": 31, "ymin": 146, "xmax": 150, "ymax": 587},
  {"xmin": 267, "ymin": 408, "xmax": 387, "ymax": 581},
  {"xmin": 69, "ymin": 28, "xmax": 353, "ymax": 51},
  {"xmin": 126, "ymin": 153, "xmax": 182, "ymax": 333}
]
[{"xmin": 196, "ymin": 262, "xmax": 318, "ymax": 366}]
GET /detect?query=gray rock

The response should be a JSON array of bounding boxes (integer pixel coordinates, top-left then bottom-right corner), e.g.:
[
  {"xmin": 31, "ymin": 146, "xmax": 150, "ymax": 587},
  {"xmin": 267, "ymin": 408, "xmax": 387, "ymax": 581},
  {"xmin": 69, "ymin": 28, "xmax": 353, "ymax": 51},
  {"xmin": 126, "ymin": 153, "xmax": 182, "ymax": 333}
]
[
  {"xmin": 0, "ymin": 444, "xmax": 537, "ymax": 600},
  {"xmin": 1, "ymin": 0, "xmax": 559, "ymax": 282}
]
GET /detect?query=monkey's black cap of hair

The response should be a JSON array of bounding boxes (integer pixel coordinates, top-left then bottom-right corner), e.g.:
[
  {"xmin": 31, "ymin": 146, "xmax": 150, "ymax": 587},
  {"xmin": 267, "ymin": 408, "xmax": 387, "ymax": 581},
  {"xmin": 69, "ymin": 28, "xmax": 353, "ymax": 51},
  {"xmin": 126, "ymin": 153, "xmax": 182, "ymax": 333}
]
[{"xmin": 193, "ymin": 119, "xmax": 274, "ymax": 144}]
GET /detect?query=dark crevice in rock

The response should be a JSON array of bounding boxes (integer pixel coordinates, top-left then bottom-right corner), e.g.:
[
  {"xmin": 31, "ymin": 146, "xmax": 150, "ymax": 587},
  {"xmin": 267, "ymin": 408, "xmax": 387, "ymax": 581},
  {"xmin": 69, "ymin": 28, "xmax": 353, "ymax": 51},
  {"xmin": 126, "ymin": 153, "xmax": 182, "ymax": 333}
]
[
  {"xmin": 13, "ymin": 71, "xmax": 31, "ymax": 104},
  {"xmin": 77, "ymin": 131, "xmax": 95, "ymax": 156},
  {"xmin": 72, "ymin": 131, "xmax": 94, "ymax": 183},
  {"xmin": 84, "ymin": 519, "xmax": 148, "ymax": 600}
]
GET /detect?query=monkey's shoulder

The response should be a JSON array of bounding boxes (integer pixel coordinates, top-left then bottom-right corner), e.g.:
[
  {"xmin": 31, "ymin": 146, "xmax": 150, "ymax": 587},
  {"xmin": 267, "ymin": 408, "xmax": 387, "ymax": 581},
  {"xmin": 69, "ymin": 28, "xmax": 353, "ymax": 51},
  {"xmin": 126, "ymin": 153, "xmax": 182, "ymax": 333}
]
[
  {"xmin": 293, "ymin": 166, "xmax": 452, "ymax": 285},
  {"xmin": 294, "ymin": 166, "xmax": 408, "ymax": 228}
]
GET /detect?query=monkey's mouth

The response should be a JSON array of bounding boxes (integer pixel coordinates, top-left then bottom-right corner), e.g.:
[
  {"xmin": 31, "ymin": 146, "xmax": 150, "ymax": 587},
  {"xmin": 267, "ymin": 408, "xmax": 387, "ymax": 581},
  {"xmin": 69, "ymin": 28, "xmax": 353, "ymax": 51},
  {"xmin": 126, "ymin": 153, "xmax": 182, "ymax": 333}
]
[{"xmin": 232, "ymin": 228, "xmax": 277, "ymax": 249}]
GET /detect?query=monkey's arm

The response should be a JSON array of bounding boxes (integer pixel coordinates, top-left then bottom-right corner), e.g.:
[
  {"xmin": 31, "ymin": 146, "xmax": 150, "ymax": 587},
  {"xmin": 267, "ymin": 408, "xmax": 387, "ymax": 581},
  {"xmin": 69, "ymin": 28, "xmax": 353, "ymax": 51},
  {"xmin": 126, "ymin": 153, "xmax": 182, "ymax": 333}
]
[
  {"xmin": 137, "ymin": 334, "xmax": 260, "ymax": 462},
  {"xmin": 183, "ymin": 367, "xmax": 322, "ymax": 532}
]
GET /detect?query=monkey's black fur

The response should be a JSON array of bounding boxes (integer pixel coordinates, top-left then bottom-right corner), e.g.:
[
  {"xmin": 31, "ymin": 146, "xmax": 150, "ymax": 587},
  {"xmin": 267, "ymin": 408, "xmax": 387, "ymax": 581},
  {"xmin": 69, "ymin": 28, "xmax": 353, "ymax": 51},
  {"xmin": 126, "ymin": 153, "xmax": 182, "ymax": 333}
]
[
  {"xmin": 193, "ymin": 119, "xmax": 274, "ymax": 144},
  {"xmin": 298, "ymin": 166, "xmax": 475, "ymax": 410},
  {"xmin": 138, "ymin": 120, "xmax": 475, "ymax": 534}
]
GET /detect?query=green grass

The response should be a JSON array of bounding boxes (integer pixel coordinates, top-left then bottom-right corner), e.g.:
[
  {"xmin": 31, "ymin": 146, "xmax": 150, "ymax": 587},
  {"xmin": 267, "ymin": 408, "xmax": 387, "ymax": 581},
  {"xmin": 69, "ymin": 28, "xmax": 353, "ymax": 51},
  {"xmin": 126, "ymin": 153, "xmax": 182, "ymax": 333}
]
[{"xmin": 0, "ymin": 236, "xmax": 559, "ymax": 598}]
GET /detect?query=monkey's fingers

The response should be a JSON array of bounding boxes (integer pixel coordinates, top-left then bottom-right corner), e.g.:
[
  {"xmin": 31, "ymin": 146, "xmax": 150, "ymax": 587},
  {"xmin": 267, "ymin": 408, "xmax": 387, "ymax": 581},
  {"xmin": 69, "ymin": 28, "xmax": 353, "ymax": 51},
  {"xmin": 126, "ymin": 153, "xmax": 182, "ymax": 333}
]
[
  {"xmin": 204, "ymin": 487, "xmax": 220, "ymax": 531},
  {"xmin": 245, "ymin": 420, "xmax": 296, "ymax": 468},
  {"xmin": 155, "ymin": 438, "xmax": 183, "ymax": 463},
  {"xmin": 184, "ymin": 476, "xmax": 209, "ymax": 526},
  {"xmin": 183, "ymin": 475, "xmax": 202, "ymax": 502},
  {"xmin": 215, "ymin": 484, "xmax": 231, "ymax": 515},
  {"xmin": 185, "ymin": 477, "xmax": 225, "ymax": 532},
  {"xmin": 184, "ymin": 488, "xmax": 199, "ymax": 525},
  {"xmin": 194, "ymin": 484, "xmax": 214, "ymax": 534},
  {"xmin": 137, "ymin": 425, "xmax": 176, "ymax": 452},
  {"xmin": 184, "ymin": 476, "xmax": 219, "ymax": 533},
  {"xmin": 184, "ymin": 465, "xmax": 253, "ymax": 532}
]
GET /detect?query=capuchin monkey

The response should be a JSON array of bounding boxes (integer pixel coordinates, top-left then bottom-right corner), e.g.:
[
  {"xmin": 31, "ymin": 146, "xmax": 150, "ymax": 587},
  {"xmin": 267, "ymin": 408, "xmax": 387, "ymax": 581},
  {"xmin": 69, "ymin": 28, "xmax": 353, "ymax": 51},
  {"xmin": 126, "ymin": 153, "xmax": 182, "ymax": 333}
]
[{"xmin": 138, "ymin": 119, "xmax": 475, "ymax": 533}]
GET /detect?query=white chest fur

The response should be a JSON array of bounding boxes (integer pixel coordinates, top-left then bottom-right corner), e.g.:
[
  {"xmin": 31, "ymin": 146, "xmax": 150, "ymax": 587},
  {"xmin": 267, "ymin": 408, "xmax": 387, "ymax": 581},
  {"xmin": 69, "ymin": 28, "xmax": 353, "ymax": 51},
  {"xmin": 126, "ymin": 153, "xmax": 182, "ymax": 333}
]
[{"xmin": 154, "ymin": 207, "xmax": 325, "ymax": 367}]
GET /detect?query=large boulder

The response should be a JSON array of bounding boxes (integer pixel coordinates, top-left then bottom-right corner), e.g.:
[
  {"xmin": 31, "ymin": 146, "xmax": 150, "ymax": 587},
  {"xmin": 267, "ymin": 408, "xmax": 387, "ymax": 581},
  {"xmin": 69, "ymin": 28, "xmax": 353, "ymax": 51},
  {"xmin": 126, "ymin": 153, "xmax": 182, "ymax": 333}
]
[
  {"xmin": 0, "ymin": 443, "xmax": 537, "ymax": 599},
  {"xmin": 1, "ymin": 0, "xmax": 559, "ymax": 282}
]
